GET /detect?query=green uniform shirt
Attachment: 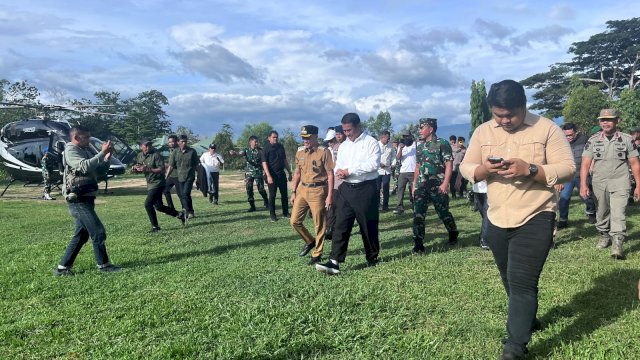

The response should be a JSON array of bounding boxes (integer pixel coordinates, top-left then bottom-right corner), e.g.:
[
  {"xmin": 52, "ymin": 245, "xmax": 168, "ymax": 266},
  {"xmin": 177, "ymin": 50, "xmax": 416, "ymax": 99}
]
[
  {"xmin": 583, "ymin": 131, "xmax": 638, "ymax": 191},
  {"xmin": 136, "ymin": 149, "xmax": 166, "ymax": 189},
  {"xmin": 166, "ymin": 148, "xmax": 178, "ymax": 179},
  {"xmin": 416, "ymin": 136, "xmax": 453, "ymax": 184},
  {"xmin": 243, "ymin": 147, "xmax": 264, "ymax": 178},
  {"xmin": 169, "ymin": 146, "xmax": 199, "ymax": 182}
]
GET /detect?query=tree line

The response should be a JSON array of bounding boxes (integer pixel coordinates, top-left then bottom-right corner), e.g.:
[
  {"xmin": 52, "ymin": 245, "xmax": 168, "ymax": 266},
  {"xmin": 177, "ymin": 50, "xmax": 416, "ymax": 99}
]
[{"xmin": 522, "ymin": 17, "xmax": 640, "ymax": 133}]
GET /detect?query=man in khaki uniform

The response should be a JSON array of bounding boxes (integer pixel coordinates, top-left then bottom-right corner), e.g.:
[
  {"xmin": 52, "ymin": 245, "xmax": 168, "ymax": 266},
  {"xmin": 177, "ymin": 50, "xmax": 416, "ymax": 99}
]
[
  {"xmin": 290, "ymin": 125, "xmax": 335, "ymax": 264},
  {"xmin": 580, "ymin": 109, "xmax": 640, "ymax": 259}
]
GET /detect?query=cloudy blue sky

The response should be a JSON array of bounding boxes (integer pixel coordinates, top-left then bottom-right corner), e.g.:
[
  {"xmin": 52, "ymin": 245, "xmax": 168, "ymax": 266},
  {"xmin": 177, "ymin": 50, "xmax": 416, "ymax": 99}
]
[{"xmin": 2, "ymin": 0, "xmax": 638, "ymax": 138}]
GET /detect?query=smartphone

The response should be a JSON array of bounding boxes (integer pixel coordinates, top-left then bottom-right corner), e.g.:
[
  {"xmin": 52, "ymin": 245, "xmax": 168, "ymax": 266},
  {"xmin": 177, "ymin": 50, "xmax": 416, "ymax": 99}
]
[{"xmin": 488, "ymin": 157, "xmax": 504, "ymax": 164}]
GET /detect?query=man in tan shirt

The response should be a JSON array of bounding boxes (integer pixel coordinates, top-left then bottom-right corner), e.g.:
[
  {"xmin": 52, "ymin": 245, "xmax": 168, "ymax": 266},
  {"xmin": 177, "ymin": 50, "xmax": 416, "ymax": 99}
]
[
  {"xmin": 460, "ymin": 80, "xmax": 575, "ymax": 360},
  {"xmin": 290, "ymin": 125, "xmax": 335, "ymax": 264}
]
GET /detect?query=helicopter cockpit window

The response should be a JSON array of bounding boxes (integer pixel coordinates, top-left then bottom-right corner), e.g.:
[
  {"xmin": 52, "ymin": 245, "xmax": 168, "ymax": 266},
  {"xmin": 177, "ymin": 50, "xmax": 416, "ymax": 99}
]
[{"xmin": 9, "ymin": 139, "xmax": 49, "ymax": 167}]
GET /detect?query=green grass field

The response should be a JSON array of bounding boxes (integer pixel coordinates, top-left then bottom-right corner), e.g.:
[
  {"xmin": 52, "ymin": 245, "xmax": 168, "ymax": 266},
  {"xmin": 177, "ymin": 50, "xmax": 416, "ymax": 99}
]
[{"xmin": 1, "ymin": 173, "xmax": 639, "ymax": 359}]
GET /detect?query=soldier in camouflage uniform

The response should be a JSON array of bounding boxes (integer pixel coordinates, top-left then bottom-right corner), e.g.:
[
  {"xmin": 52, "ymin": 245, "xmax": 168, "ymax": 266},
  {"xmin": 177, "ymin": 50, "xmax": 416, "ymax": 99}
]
[
  {"xmin": 411, "ymin": 118, "xmax": 458, "ymax": 253},
  {"xmin": 230, "ymin": 135, "xmax": 269, "ymax": 212},
  {"xmin": 41, "ymin": 147, "xmax": 58, "ymax": 200}
]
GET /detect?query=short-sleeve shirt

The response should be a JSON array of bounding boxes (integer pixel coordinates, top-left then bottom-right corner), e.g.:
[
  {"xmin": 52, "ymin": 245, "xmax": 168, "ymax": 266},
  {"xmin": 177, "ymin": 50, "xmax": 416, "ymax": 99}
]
[
  {"xmin": 416, "ymin": 136, "xmax": 453, "ymax": 184},
  {"xmin": 582, "ymin": 131, "xmax": 638, "ymax": 191},
  {"xmin": 261, "ymin": 142, "xmax": 287, "ymax": 175},
  {"xmin": 295, "ymin": 146, "xmax": 334, "ymax": 185},
  {"xmin": 169, "ymin": 146, "xmax": 199, "ymax": 182},
  {"xmin": 136, "ymin": 149, "xmax": 165, "ymax": 189}
]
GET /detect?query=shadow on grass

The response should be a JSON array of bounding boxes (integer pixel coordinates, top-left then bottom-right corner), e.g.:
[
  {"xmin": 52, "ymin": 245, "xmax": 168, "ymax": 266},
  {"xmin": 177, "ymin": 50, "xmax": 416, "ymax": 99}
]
[
  {"xmin": 120, "ymin": 233, "xmax": 300, "ymax": 268},
  {"xmin": 529, "ymin": 268, "xmax": 640, "ymax": 358}
]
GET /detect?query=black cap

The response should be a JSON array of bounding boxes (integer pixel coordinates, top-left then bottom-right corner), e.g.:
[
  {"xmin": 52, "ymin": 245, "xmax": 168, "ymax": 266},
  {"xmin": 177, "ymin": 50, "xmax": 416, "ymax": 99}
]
[
  {"xmin": 138, "ymin": 138, "xmax": 153, "ymax": 146},
  {"xmin": 301, "ymin": 125, "xmax": 319, "ymax": 138},
  {"xmin": 208, "ymin": 143, "xmax": 217, "ymax": 149}
]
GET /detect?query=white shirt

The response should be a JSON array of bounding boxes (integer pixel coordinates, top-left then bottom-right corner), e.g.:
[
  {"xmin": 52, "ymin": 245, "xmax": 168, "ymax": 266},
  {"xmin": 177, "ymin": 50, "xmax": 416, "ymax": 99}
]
[
  {"xmin": 336, "ymin": 131, "xmax": 381, "ymax": 183},
  {"xmin": 399, "ymin": 142, "xmax": 417, "ymax": 173},
  {"xmin": 378, "ymin": 141, "xmax": 395, "ymax": 176},
  {"xmin": 200, "ymin": 152, "xmax": 224, "ymax": 172}
]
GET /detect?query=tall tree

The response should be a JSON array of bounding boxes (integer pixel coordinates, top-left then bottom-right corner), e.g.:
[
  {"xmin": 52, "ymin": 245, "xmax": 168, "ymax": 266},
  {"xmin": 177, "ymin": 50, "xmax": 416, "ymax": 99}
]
[
  {"xmin": 175, "ymin": 125, "xmax": 200, "ymax": 144},
  {"xmin": 523, "ymin": 17, "xmax": 640, "ymax": 115},
  {"xmin": 210, "ymin": 124, "xmax": 242, "ymax": 170},
  {"xmin": 237, "ymin": 121, "xmax": 273, "ymax": 149},
  {"xmin": 281, "ymin": 128, "xmax": 300, "ymax": 173},
  {"xmin": 469, "ymin": 79, "xmax": 492, "ymax": 135},
  {"xmin": 0, "ymin": 79, "xmax": 40, "ymax": 128},
  {"xmin": 121, "ymin": 90, "xmax": 171, "ymax": 145},
  {"xmin": 562, "ymin": 78, "xmax": 610, "ymax": 133},
  {"xmin": 616, "ymin": 88, "xmax": 640, "ymax": 132},
  {"xmin": 365, "ymin": 111, "xmax": 393, "ymax": 138}
]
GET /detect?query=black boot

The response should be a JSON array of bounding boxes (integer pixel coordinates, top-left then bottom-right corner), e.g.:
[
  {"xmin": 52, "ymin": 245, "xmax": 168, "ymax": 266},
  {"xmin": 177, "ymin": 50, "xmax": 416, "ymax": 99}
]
[
  {"xmin": 325, "ymin": 227, "xmax": 333, "ymax": 240},
  {"xmin": 448, "ymin": 230, "xmax": 459, "ymax": 245},
  {"xmin": 412, "ymin": 238, "xmax": 425, "ymax": 253},
  {"xmin": 247, "ymin": 201, "xmax": 257, "ymax": 212}
]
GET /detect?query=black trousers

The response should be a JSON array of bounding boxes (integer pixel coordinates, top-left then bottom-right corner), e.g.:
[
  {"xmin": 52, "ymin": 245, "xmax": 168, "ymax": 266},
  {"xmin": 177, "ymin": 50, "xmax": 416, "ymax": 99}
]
[
  {"xmin": 326, "ymin": 189, "xmax": 338, "ymax": 230},
  {"xmin": 176, "ymin": 178, "xmax": 194, "ymax": 213},
  {"xmin": 145, "ymin": 186, "xmax": 179, "ymax": 227},
  {"xmin": 164, "ymin": 176, "xmax": 179, "ymax": 211},
  {"xmin": 330, "ymin": 179, "xmax": 380, "ymax": 262},
  {"xmin": 377, "ymin": 174, "xmax": 391, "ymax": 209},
  {"xmin": 267, "ymin": 172, "xmax": 289, "ymax": 216},
  {"xmin": 486, "ymin": 211, "xmax": 555, "ymax": 354},
  {"xmin": 208, "ymin": 171, "xmax": 220, "ymax": 201}
]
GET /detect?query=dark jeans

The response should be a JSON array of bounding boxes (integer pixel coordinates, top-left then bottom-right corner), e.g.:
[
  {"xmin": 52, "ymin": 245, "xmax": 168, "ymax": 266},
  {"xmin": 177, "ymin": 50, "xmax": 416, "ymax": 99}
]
[
  {"xmin": 164, "ymin": 176, "xmax": 179, "ymax": 211},
  {"xmin": 377, "ymin": 174, "xmax": 391, "ymax": 209},
  {"xmin": 145, "ymin": 186, "xmax": 179, "ymax": 227},
  {"xmin": 486, "ymin": 211, "xmax": 555, "ymax": 354},
  {"xmin": 268, "ymin": 172, "xmax": 289, "ymax": 216},
  {"xmin": 208, "ymin": 171, "xmax": 220, "ymax": 201},
  {"xmin": 59, "ymin": 199, "xmax": 110, "ymax": 268},
  {"xmin": 474, "ymin": 192, "xmax": 489, "ymax": 241},
  {"xmin": 330, "ymin": 179, "xmax": 380, "ymax": 262},
  {"xmin": 176, "ymin": 178, "xmax": 194, "ymax": 213},
  {"xmin": 558, "ymin": 175, "xmax": 596, "ymax": 220}
]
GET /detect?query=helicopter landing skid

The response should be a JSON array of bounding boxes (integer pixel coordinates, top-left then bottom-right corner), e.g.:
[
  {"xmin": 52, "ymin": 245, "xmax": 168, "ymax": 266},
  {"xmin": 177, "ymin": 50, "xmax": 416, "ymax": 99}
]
[{"xmin": 0, "ymin": 178, "xmax": 17, "ymax": 198}]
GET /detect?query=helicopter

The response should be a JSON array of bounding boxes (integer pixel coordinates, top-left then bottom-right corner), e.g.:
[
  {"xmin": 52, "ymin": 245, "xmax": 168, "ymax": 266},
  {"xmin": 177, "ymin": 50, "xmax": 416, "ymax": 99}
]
[{"xmin": 0, "ymin": 102, "xmax": 136, "ymax": 197}]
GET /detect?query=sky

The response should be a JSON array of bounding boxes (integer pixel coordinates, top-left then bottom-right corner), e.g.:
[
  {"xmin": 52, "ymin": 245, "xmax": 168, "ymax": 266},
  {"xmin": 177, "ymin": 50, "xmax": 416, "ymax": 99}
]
[{"xmin": 2, "ymin": 0, "xmax": 639, "ymax": 139}]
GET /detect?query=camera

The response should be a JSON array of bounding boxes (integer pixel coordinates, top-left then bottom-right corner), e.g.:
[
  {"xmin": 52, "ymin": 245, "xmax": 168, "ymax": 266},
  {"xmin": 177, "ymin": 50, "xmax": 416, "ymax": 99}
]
[{"xmin": 65, "ymin": 179, "xmax": 98, "ymax": 202}]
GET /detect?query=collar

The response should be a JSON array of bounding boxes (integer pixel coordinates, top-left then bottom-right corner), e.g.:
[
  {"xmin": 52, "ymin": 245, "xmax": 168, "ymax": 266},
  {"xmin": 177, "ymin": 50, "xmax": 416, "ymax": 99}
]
[
  {"xmin": 596, "ymin": 131, "xmax": 623, "ymax": 141},
  {"xmin": 349, "ymin": 131, "xmax": 367, "ymax": 143}
]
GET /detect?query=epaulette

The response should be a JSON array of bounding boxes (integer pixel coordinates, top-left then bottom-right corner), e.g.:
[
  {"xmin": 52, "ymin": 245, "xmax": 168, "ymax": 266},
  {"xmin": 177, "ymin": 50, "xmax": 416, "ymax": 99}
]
[
  {"xmin": 318, "ymin": 145, "xmax": 326, "ymax": 150},
  {"xmin": 297, "ymin": 146, "xmax": 305, "ymax": 151}
]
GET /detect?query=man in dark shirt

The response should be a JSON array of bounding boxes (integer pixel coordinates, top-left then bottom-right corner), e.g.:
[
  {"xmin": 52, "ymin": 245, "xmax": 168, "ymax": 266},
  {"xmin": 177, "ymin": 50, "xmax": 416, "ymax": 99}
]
[
  {"xmin": 166, "ymin": 135, "xmax": 199, "ymax": 219},
  {"xmin": 133, "ymin": 139, "xmax": 186, "ymax": 232},
  {"xmin": 261, "ymin": 130, "xmax": 293, "ymax": 221},
  {"xmin": 555, "ymin": 123, "xmax": 596, "ymax": 228},
  {"xmin": 163, "ymin": 134, "xmax": 180, "ymax": 211}
]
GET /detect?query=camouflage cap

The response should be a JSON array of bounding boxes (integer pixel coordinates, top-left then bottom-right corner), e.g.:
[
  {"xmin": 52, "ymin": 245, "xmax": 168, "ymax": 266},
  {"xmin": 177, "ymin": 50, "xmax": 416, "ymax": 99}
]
[
  {"xmin": 419, "ymin": 118, "xmax": 437, "ymax": 127},
  {"xmin": 597, "ymin": 108, "xmax": 619, "ymax": 119}
]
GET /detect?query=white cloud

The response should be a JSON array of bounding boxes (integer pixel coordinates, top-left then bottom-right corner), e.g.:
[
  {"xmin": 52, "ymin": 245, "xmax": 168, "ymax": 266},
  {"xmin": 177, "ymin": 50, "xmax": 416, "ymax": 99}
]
[
  {"xmin": 169, "ymin": 22, "xmax": 225, "ymax": 50},
  {"xmin": 549, "ymin": 3, "xmax": 577, "ymax": 21}
]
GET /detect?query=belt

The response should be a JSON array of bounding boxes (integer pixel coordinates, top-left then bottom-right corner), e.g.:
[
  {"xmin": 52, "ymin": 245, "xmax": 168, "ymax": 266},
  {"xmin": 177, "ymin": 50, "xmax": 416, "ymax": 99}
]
[
  {"xmin": 301, "ymin": 181, "xmax": 327, "ymax": 187},
  {"xmin": 343, "ymin": 179, "xmax": 376, "ymax": 187}
]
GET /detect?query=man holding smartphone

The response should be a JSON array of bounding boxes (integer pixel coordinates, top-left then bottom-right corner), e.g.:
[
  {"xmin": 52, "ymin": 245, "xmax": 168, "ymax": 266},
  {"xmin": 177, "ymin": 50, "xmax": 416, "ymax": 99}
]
[{"xmin": 460, "ymin": 80, "xmax": 575, "ymax": 359}]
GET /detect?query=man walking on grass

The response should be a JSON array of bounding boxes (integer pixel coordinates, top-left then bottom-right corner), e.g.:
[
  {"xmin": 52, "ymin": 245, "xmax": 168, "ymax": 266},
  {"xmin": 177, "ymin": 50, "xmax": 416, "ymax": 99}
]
[{"xmin": 290, "ymin": 125, "xmax": 334, "ymax": 264}]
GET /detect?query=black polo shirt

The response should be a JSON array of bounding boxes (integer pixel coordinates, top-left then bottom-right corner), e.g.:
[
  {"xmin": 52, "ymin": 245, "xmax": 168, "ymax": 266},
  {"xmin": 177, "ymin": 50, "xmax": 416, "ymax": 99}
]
[{"xmin": 261, "ymin": 142, "xmax": 287, "ymax": 175}]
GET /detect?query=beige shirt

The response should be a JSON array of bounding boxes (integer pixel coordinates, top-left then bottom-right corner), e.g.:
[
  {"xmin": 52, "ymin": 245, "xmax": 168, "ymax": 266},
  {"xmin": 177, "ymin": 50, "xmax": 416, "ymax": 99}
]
[
  {"xmin": 460, "ymin": 112, "xmax": 575, "ymax": 228},
  {"xmin": 582, "ymin": 131, "xmax": 638, "ymax": 191}
]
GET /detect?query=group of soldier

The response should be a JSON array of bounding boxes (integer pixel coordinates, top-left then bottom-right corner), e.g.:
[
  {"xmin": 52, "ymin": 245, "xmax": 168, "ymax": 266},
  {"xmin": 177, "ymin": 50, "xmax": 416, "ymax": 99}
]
[{"xmin": 47, "ymin": 78, "xmax": 640, "ymax": 359}]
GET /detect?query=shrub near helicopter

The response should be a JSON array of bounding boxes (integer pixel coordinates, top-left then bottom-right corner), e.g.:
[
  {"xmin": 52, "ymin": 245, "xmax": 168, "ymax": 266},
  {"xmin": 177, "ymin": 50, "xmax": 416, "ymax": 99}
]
[{"xmin": 0, "ymin": 102, "xmax": 135, "ymax": 198}]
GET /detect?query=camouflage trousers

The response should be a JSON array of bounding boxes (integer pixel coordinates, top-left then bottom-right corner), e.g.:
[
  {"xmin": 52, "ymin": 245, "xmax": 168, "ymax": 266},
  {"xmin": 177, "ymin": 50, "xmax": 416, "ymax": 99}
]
[
  {"xmin": 412, "ymin": 179, "xmax": 457, "ymax": 242},
  {"xmin": 245, "ymin": 174, "xmax": 268, "ymax": 204},
  {"xmin": 42, "ymin": 169, "xmax": 53, "ymax": 194}
]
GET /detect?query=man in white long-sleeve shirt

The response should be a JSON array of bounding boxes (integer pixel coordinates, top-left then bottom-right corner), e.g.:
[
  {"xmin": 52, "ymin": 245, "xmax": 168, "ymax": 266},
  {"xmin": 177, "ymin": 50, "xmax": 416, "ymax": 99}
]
[
  {"xmin": 200, "ymin": 144, "xmax": 224, "ymax": 204},
  {"xmin": 377, "ymin": 130, "xmax": 395, "ymax": 211},
  {"xmin": 316, "ymin": 113, "xmax": 381, "ymax": 275}
]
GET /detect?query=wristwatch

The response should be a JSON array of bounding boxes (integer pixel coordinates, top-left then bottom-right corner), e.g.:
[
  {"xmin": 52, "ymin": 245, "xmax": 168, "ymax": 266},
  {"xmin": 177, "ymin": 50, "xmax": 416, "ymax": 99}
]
[{"xmin": 528, "ymin": 164, "xmax": 538, "ymax": 177}]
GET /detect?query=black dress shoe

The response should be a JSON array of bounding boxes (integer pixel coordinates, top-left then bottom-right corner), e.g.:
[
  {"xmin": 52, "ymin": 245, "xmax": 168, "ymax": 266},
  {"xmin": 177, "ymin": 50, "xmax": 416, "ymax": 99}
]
[
  {"xmin": 299, "ymin": 242, "xmax": 315, "ymax": 257},
  {"xmin": 412, "ymin": 245, "xmax": 425, "ymax": 254},
  {"xmin": 308, "ymin": 256, "xmax": 321, "ymax": 265},
  {"xmin": 149, "ymin": 226, "xmax": 161, "ymax": 233},
  {"xmin": 366, "ymin": 258, "xmax": 380, "ymax": 267}
]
